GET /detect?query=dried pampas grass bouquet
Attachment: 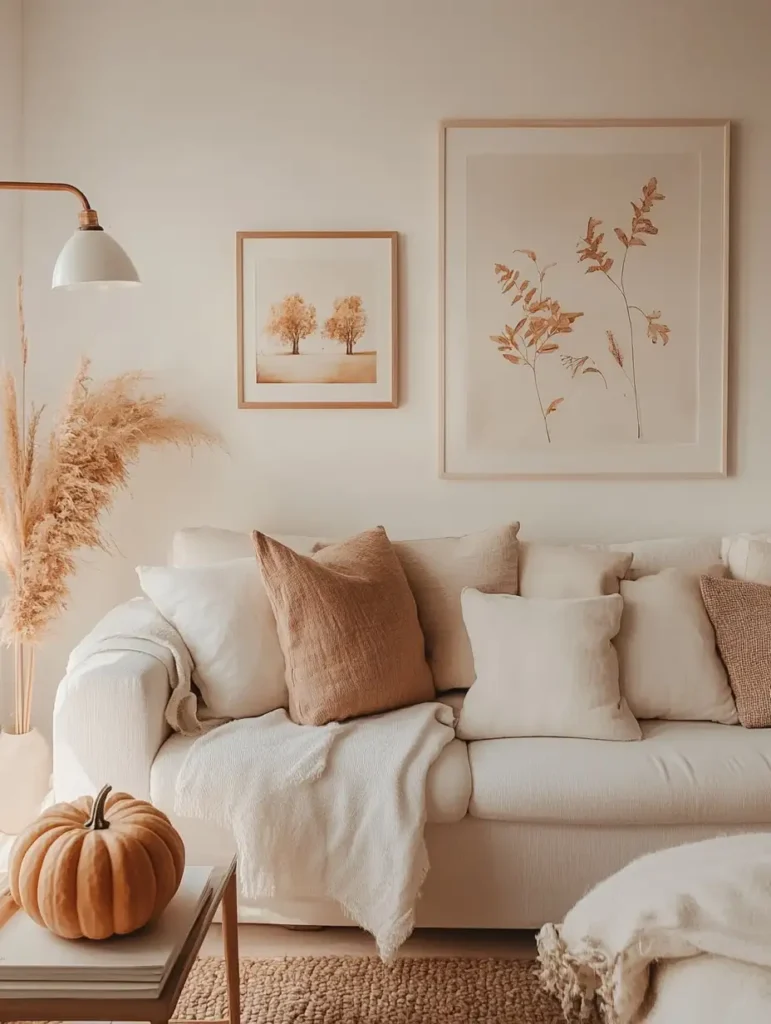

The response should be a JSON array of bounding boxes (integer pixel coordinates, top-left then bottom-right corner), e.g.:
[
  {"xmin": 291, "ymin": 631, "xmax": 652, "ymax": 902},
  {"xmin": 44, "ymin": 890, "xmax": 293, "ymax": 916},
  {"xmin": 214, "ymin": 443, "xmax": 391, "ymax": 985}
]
[{"xmin": 0, "ymin": 279, "xmax": 214, "ymax": 735}]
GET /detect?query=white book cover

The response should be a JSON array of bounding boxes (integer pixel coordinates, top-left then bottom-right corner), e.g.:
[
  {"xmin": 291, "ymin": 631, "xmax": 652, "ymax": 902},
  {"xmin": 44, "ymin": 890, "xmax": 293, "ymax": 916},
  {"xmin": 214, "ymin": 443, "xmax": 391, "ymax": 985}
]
[{"xmin": 0, "ymin": 865, "xmax": 214, "ymax": 983}]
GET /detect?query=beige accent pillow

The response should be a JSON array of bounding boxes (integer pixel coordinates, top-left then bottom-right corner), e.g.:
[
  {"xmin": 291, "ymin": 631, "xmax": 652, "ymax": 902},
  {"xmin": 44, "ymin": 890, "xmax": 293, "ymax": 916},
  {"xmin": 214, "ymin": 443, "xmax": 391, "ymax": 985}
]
[
  {"xmin": 457, "ymin": 589, "xmax": 641, "ymax": 741},
  {"xmin": 700, "ymin": 575, "xmax": 771, "ymax": 728},
  {"xmin": 616, "ymin": 568, "xmax": 738, "ymax": 724},
  {"xmin": 393, "ymin": 524, "xmax": 520, "ymax": 691},
  {"xmin": 518, "ymin": 543, "xmax": 632, "ymax": 598},
  {"xmin": 253, "ymin": 527, "xmax": 434, "ymax": 726}
]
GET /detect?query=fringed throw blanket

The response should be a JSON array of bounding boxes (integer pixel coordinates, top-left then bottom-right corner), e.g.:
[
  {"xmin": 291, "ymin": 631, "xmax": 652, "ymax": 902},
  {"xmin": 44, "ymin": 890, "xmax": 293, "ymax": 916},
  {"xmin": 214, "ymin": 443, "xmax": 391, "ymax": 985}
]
[
  {"xmin": 537, "ymin": 832, "xmax": 771, "ymax": 1023},
  {"xmin": 175, "ymin": 703, "xmax": 455, "ymax": 960}
]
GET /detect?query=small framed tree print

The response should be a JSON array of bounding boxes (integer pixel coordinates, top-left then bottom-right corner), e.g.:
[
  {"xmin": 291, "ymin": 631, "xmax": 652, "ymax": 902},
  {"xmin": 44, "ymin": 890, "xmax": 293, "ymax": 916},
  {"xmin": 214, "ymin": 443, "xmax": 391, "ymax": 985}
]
[
  {"xmin": 440, "ymin": 120, "xmax": 730, "ymax": 477},
  {"xmin": 237, "ymin": 231, "xmax": 398, "ymax": 408}
]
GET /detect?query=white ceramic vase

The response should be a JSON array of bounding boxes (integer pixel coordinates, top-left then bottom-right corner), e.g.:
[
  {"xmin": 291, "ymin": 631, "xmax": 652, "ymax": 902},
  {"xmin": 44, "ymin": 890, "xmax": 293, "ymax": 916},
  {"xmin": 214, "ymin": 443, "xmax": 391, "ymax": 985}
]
[{"xmin": 0, "ymin": 728, "xmax": 51, "ymax": 835}]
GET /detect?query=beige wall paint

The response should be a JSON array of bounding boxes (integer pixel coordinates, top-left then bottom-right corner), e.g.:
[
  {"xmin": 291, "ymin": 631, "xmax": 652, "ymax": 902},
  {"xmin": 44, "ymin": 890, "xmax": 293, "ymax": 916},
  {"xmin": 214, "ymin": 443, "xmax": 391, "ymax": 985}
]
[
  {"xmin": 8, "ymin": 0, "xmax": 771, "ymax": 730},
  {"xmin": 0, "ymin": 0, "xmax": 22, "ymax": 728}
]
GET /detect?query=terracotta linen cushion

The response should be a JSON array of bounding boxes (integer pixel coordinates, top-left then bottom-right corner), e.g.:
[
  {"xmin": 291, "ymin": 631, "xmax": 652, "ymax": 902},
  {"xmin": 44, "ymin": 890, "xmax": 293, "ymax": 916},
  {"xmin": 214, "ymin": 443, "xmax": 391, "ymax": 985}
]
[
  {"xmin": 700, "ymin": 574, "xmax": 771, "ymax": 728},
  {"xmin": 252, "ymin": 527, "xmax": 435, "ymax": 726}
]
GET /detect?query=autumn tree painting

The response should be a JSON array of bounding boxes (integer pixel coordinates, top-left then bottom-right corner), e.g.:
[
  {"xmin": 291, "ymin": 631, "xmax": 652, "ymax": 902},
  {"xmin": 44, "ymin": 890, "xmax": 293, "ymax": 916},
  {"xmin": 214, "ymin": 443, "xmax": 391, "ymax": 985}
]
[
  {"xmin": 264, "ymin": 293, "xmax": 318, "ymax": 355},
  {"xmin": 323, "ymin": 295, "xmax": 368, "ymax": 355},
  {"xmin": 490, "ymin": 251, "xmax": 583, "ymax": 442},
  {"xmin": 577, "ymin": 177, "xmax": 671, "ymax": 439}
]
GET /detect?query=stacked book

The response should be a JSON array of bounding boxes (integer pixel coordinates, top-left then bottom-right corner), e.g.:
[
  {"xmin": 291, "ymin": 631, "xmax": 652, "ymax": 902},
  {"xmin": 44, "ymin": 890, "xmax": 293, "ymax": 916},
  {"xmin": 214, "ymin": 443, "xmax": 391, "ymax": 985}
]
[{"xmin": 0, "ymin": 865, "xmax": 216, "ymax": 999}]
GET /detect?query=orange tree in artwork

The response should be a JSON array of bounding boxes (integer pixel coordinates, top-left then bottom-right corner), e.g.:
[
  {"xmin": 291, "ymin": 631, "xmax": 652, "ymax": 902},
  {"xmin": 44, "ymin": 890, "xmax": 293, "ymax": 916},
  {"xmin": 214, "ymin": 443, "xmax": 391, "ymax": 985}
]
[
  {"xmin": 265, "ymin": 293, "xmax": 318, "ymax": 355},
  {"xmin": 322, "ymin": 296, "xmax": 368, "ymax": 355}
]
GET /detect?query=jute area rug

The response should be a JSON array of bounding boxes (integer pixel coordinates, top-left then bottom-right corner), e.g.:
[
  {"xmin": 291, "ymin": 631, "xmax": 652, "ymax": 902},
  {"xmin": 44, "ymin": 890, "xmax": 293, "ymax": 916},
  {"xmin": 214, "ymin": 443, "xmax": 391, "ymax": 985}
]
[{"xmin": 174, "ymin": 955, "xmax": 565, "ymax": 1023}]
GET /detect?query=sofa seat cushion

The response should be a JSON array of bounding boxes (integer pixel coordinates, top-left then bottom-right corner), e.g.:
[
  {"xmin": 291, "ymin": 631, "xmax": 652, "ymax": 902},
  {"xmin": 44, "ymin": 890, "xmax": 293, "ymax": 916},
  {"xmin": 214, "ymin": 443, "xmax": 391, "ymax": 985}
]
[
  {"xmin": 468, "ymin": 720, "xmax": 771, "ymax": 826},
  {"xmin": 151, "ymin": 732, "xmax": 472, "ymax": 825}
]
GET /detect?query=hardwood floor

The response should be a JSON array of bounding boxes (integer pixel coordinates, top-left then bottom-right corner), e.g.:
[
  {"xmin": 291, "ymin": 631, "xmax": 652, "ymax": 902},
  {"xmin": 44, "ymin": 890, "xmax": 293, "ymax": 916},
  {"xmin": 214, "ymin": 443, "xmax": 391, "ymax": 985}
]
[{"xmin": 201, "ymin": 924, "xmax": 537, "ymax": 960}]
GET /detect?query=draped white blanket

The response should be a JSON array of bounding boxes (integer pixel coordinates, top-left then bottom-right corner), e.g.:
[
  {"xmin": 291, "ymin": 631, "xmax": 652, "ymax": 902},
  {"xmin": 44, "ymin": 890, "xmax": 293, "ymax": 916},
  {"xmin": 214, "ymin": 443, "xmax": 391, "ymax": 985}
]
[
  {"xmin": 175, "ymin": 703, "xmax": 455, "ymax": 960},
  {"xmin": 537, "ymin": 832, "xmax": 771, "ymax": 1023}
]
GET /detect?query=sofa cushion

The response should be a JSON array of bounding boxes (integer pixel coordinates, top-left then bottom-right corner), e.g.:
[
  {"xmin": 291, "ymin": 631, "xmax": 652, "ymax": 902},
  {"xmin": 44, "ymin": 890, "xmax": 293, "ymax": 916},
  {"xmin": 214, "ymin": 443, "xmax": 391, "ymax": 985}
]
[
  {"xmin": 468, "ymin": 720, "xmax": 771, "ymax": 826},
  {"xmin": 151, "ymin": 733, "xmax": 472, "ymax": 825},
  {"xmin": 606, "ymin": 536, "xmax": 722, "ymax": 579},
  {"xmin": 722, "ymin": 534, "xmax": 771, "ymax": 584},
  {"xmin": 172, "ymin": 526, "xmax": 324, "ymax": 567}
]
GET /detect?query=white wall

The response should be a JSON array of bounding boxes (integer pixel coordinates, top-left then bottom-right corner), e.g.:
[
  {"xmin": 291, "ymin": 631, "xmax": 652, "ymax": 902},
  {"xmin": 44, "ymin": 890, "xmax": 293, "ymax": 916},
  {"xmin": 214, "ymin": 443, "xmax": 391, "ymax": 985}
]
[
  {"xmin": 0, "ymin": 0, "xmax": 23, "ymax": 728},
  {"xmin": 12, "ymin": 0, "xmax": 771, "ymax": 728}
]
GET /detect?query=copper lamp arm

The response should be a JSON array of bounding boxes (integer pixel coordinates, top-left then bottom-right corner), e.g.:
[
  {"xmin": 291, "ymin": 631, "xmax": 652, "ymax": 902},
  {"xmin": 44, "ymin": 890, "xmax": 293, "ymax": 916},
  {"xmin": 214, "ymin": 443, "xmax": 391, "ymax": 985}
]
[{"xmin": 0, "ymin": 181, "xmax": 101, "ymax": 229}]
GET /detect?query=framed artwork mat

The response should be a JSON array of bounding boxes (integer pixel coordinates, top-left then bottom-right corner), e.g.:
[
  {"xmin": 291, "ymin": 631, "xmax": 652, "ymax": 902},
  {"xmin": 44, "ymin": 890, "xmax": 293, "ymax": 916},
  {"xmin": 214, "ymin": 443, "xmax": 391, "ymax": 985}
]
[
  {"xmin": 238, "ymin": 231, "xmax": 398, "ymax": 408},
  {"xmin": 440, "ymin": 120, "xmax": 729, "ymax": 478}
]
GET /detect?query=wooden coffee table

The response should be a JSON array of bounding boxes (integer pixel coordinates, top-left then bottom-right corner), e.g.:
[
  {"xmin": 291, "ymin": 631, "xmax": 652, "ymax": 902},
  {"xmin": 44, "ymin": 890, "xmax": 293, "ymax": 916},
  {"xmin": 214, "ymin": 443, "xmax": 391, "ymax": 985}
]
[{"xmin": 0, "ymin": 859, "xmax": 240, "ymax": 1024}]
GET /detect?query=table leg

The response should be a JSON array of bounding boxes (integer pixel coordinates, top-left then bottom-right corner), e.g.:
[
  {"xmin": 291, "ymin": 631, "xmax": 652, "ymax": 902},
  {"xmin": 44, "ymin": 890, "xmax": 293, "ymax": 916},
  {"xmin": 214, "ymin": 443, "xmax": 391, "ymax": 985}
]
[{"xmin": 221, "ymin": 870, "xmax": 240, "ymax": 1024}]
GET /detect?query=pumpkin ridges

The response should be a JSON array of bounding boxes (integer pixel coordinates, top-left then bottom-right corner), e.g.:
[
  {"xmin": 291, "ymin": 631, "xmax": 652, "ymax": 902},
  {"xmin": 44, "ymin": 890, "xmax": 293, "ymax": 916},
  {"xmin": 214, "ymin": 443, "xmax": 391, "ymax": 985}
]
[
  {"xmin": 108, "ymin": 802, "xmax": 171, "ymax": 825},
  {"xmin": 38, "ymin": 830, "xmax": 86, "ymax": 939},
  {"xmin": 102, "ymin": 829, "xmax": 157, "ymax": 935},
  {"xmin": 128, "ymin": 825, "xmax": 180, "ymax": 918},
  {"xmin": 119, "ymin": 815, "xmax": 185, "ymax": 881},
  {"xmin": 76, "ymin": 832, "xmax": 115, "ymax": 940},
  {"xmin": 13, "ymin": 824, "xmax": 74, "ymax": 918},
  {"xmin": 9, "ymin": 819, "xmax": 71, "ymax": 899}
]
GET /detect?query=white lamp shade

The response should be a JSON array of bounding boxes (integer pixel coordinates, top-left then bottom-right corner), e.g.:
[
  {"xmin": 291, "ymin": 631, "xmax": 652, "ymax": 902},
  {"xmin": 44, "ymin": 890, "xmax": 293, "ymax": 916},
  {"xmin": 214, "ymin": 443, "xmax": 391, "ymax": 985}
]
[{"xmin": 52, "ymin": 228, "xmax": 140, "ymax": 289}]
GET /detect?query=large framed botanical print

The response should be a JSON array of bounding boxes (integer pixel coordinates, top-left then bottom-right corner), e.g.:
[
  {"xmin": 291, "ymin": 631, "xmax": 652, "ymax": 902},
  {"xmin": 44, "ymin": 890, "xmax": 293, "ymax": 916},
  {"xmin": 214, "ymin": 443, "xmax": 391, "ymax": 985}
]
[
  {"xmin": 440, "ymin": 120, "xmax": 730, "ymax": 478},
  {"xmin": 238, "ymin": 231, "xmax": 398, "ymax": 408}
]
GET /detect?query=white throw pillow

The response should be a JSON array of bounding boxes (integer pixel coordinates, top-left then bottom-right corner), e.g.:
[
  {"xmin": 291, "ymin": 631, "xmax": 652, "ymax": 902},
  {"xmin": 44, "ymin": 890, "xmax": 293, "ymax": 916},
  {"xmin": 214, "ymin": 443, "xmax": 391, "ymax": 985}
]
[
  {"xmin": 518, "ymin": 543, "xmax": 632, "ymax": 597},
  {"xmin": 616, "ymin": 568, "xmax": 738, "ymax": 724},
  {"xmin": 137, "ymin": 558, "xmax": 286, "ymax": 719},
  {"xmin": 457, "ymin": 589, "xmax": 641, "ymax": 741},
  {"xmin": 722, "ymin": 534, "xmax": 771, "ymax": 584}
]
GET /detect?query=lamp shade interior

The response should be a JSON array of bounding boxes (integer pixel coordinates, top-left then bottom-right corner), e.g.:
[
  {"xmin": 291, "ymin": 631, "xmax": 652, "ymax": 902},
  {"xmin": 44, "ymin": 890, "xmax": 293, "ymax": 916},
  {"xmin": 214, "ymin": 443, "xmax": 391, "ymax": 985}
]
[{"xmin": 52, "ymin": 229, "xmax": 141, "ymax": 289}]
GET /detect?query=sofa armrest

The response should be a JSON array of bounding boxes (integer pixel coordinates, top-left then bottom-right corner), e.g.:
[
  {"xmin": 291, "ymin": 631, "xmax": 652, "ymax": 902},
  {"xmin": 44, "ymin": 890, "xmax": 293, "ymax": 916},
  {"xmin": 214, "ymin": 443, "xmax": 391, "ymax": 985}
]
[{"xmin": 53, "ymin": 647, "xmax": 172, "ymax": 802}]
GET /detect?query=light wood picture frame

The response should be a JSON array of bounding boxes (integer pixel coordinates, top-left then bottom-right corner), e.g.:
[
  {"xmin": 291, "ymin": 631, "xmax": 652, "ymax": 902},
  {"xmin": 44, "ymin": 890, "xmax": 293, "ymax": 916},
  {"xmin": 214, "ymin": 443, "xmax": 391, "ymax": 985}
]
[
  {"xmin": 237, "ymin": 231, "xmax": 398, "ymax": 408},
  {"xmin": 439, "ymin": 119, "xmax": 730, "ymax": 478}
]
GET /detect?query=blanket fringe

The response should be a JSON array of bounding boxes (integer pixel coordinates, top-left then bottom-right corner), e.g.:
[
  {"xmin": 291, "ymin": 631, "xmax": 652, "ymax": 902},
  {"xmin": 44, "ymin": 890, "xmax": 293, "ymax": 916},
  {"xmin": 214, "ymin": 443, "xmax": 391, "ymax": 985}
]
[{"xmin": 537, "ymin": 923, "xmax": 617, "ymax": 1023}]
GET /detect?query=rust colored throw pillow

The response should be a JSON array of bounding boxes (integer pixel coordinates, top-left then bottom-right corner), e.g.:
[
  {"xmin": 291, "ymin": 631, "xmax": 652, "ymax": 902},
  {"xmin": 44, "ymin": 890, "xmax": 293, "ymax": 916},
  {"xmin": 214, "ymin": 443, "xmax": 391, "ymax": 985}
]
[
  {"xmin": 252, "ymin": 527, "xmax": 435, "ymax": 726},
  {"xmin": 700, "ymin": 574, "xmax": 771, "ymax": 728}
]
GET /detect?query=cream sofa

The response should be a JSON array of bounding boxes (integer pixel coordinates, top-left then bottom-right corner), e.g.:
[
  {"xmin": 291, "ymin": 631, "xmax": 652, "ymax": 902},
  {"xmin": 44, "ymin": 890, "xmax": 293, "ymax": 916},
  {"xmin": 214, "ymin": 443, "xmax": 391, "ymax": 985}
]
[{"xmin": 52, "ymin": 528, "xmax": 771, "ymax": 928}]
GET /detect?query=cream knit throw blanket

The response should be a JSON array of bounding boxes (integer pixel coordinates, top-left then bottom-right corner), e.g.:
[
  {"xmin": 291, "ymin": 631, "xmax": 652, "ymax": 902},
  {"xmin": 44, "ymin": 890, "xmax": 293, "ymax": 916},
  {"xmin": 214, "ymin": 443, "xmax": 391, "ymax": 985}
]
[
  {"xmin": 175, "ymin": 703, "xmax": 455, "ymax": 960},
  {"xmin": 537, "ymin": 832, "xmax": 771, "ymax": 1023}
]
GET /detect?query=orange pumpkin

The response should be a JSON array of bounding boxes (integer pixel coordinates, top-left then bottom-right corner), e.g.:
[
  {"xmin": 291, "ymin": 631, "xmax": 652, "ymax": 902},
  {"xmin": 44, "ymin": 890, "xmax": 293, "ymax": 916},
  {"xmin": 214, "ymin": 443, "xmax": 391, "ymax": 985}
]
[{"xmin": 8, "ymin": 784, "xmax": 185, "ymax": 940}]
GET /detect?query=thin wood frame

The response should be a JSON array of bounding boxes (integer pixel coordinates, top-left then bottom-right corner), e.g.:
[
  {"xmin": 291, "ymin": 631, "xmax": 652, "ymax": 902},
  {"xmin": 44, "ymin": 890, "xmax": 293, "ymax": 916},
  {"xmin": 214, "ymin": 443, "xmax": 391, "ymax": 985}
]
[
  {"xmin": 438, "ymin": 118, "xmax": 730, "ymax": 479},
  {"xmin": 237, "ymin": 230, "xmax": 399, "ymax": 409}
]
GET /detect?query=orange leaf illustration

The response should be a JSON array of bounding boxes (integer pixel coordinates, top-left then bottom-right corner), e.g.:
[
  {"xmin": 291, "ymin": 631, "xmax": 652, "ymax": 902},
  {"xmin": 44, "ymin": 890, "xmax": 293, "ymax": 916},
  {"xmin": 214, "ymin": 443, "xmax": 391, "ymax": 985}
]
[
  {"xmin": 614, "ymin": 228, "xmax": 629, "ymax": 247},
  {"xmin": 515, "ymin": 249, "xmax": 538, "ymax": 262},
  {"xmin": 628, "ymin": 237, "xmax": 646, "ymax": 246},
  {"xmin": 583, "ymin": 367, "xmax": 603, "ymax": 377},
  {"xmin": 502, "ymin": 353, "xmax": 522, "ymax": 364},
  {"xmin": 538, "ymin": 342, "xmax": 560, "ymax": 354},
  {"xmin": 545, "ymin": 398, "xmax": 564, "ymax": 416}
]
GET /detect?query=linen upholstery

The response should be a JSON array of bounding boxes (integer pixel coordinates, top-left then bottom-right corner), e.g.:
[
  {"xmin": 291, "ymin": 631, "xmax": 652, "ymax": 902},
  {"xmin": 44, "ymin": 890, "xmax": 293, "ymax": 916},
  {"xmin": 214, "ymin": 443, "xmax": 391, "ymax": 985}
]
[
  {"xmin": 457, "ymin": 589, "xmax": 640, "ymax": 741},
  {"xmin": 616, "ymin": 567, "xmax": 737, "ymax": 724},
  {"xmin": 701, "ymin": 574, "xmax": 771, "ymax": 728},
  {"xmin": 253, "ymin": 527, "xmax": 434, "ymax": 726},
  {"xmin": 392, "ymin": 523, "xmax": 520, "ymax": 691},
  {"xmin": 517, "ymin": 543, "xmax": 632, "ymax": 597},
  {"xmin": 468, "ymin": 720, "xmax": 771, "ymax": 826},
  {"xmin": 606, "ymin": 535, "xmax": 723, "ymax": 579},
  {"xmin": 172, "ymin": 526, "xmax": 324, "ymax": 567}
]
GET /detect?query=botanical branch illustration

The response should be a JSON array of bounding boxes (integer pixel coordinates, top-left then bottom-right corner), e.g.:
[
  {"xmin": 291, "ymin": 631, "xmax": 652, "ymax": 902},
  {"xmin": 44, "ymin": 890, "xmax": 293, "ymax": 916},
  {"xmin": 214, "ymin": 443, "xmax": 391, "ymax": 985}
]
[
  {"xmin": 561, "ymin": 354, "xmax": 608, "ymax": 389},
  {"xmin": 322, "ymin": 295, "xmax": 368, "ymax": 354},
  {"xmin": 265, "ymin": 293, "xmax": 317, "ymax": 355},
  {"xmin": 577, "ymin": 178, "xmax": 670, "ymax": 439},
  {"xmin": 490, "ymin": 250, "xmax": 583, "ymax": 443}
]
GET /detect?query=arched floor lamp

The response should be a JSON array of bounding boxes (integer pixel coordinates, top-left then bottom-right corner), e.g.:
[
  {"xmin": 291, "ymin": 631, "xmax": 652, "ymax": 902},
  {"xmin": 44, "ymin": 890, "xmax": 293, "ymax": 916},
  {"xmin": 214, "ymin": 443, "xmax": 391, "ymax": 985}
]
[{"xmin": 0, "ymin": 181, "xmax": 140, "ymax": 288}]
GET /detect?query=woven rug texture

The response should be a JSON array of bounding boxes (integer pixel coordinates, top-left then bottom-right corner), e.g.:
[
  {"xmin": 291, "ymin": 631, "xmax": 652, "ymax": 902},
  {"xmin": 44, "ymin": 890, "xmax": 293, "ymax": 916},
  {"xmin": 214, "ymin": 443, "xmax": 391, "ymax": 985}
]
[{"xmin": 173, "ymin": 955, "xmax": 565, "ymax": 1023}]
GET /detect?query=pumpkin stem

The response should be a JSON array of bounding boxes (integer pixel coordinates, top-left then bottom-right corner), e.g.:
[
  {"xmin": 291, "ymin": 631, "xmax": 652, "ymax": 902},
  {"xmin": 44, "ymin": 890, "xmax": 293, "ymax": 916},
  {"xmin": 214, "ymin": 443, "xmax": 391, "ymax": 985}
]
[{"xmin": 85, "ymin": 784, "xmax": 112, "ymax": 831}]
